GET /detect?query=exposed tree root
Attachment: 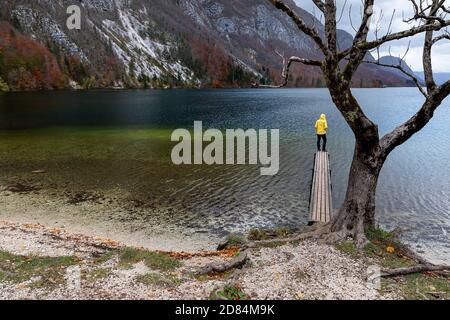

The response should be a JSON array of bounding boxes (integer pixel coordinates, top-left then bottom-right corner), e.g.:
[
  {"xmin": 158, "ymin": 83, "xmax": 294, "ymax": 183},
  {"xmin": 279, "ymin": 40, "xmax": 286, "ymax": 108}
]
[
  {"xmin": 395, "ymin": 244, "xmax": 431, "ymax": 266},
  {"xmin": 244, "ymin": 224, "xmax": 330, "ymax": 248},
  {"xmin": 382, "ymin": 265, "xmax": 450, "ymax": 277},
  {"xmin": 318, "ymin": 228, "xmax": 350, "ymax": 244},
  {"xmin": 215, "ymin": 221, "xmax": 450, "ymax": 280},
  {"xmin": 242, "ymin": 223, "xmax": 370, "ymax": 251},
  {"xmin": 196, "ymin": 250, "xmax": 249, "ymax": 276},
  {"xmin": 241, "ymin": 223, "xmax": 370, "ymax": 249}
]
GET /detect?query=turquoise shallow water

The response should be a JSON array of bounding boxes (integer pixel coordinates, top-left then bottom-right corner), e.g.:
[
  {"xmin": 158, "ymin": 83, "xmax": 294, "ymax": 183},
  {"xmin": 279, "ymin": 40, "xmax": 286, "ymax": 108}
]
[{"xmin": 0, "ymin": 88, "xmax": 449, "ymax": 263}]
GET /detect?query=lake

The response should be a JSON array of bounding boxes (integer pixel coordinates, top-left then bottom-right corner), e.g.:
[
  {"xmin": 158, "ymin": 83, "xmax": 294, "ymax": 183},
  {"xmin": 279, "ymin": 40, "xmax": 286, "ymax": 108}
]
[{"xmin": 0, "ymin": 88, "xmax": 449, "ymax": 263}]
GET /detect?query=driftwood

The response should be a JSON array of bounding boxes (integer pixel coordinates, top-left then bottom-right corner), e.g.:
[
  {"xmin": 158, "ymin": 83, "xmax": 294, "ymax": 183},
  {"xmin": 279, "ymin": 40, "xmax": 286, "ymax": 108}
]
[
  {"xmin": 382, "ymin": 265, "xmax": 450, "ymax": 277},
  {"xmin": 196, "ymin": 251, "xmax": 249, "ymax": 276},
  {"xmin": 381, "ymin": 235, "xmax": 450, "ymax": 277}
]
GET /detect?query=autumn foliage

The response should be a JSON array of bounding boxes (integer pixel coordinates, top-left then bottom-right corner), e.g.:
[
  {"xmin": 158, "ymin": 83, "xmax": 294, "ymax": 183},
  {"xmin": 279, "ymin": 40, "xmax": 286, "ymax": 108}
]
[{"xmin": 0, "ymin": 22, "xmax": 66, "ymax": 91}]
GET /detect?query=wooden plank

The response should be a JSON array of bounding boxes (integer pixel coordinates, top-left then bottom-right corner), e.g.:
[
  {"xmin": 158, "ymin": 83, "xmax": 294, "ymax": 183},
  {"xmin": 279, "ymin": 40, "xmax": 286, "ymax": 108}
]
[
  {"xmin": 309, "ymin": 151, "xmax": 333, "ymax": 224},
  {"xmin": 324, "ymin": 152, "xmax": 330, "ymax": 222},
  {"xmin": 321, "ymin": 152, "xmax": 326, "ymax": 220},
  {"xmin": 309, "ymin": 153, "xmax": 319, "ymax": 222},
  {"xmin": 325, "ymin": 153, "xmax": 330, "ymax": 222},
  {"xmin": 310, "ymin": 152, "xmax": 318, "ymax": 222},
  {"xmin": 319, "ymin": 152, "xmax": 324, "ymax": 222},
  {"xmin": 326, "ymin": 152, "xmax": 333, "ymax": 222},
  {"xmin": 313, "ymin": 153, "xmax": 320, "ymax": 222},
  {"xmin": 314, "ymin": 153, "xmax": 320, "ymax": 222},
  {"xmin": 315, "ymin": 152, "xmax": 322, "ymax": 222},
  {"xmin": 320, "ymin": 152, "xmax": 328, "ymax": 222},
  {"xmin": 309, "ymin": 154, "xmax": 317, "ymax": 222},
  {"xmin": 311, "ymin": 155, "xmax": 317, "ymax": 222}
]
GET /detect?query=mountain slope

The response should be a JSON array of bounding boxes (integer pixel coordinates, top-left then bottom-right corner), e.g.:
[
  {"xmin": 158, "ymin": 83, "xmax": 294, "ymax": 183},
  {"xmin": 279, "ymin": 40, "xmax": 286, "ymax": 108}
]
[
  {"xmin": 0, "ymin": 21, "xmax": 66, "ymax": 90},
  {"xmin": 375, "ymin": 56, "xmax": 422, "ymax": 86},
  {"xmin": 414, "ymin": 71, "xmax": 450, "ymax": 85},
  {"xmin": 0, "ymin": 0, "xmax": 414, "ymax": 90}
]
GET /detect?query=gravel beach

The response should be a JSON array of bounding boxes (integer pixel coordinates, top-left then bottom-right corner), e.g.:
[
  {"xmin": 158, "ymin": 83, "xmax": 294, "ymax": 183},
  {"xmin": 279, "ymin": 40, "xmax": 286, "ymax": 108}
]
[{"xmin": 0, "ymin": 220, "xmax": 401, "ymax": 300}]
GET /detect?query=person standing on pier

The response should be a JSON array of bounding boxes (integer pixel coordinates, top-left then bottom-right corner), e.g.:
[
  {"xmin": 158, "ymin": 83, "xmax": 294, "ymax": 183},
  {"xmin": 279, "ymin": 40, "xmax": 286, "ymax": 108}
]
[{"xmin": 315, "ymin": 114, "xmax": 328, "ymax": 152}]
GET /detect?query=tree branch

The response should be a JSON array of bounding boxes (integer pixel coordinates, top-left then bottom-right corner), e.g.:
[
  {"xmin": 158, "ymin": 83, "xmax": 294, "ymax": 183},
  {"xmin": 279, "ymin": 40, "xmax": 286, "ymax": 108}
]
[
  {"xmin": 339, "ymin": 20, "xmax": 450, "ymax": 60},
  {"xmin": 323, "ymin": 0, "xmax": 338, "ymax": 55},
  {"xmin": 379, "ymin": 1, "xmax": 450, "ymax": 156},
  {"xmin": 406, "ymin": 0, "xmax": 447, "ymax": 24},
  {"xmin": 268, "ymin": 0, "xmax": 329, "ymax": 55},
  {"xmin": 352, "ymin": 0, "xmax": 375, "ymax": 44},
  {"xmin": 422, "ymin": 0, "xmax": 445, "ymax": 92},
  {"xmin": 380, "ymin": 81, "xmax": 450, "ymax": 156},
  {"xmin": 382, "ymin": 264, "xmax": 450, "ymax": 277},
  {"xmin": 423, "ymin": 29, "xmax": 437, "ymax": 91},
  {"xmin": 360, "ymin": 60, "xmax": 428, "ymax": 97},
  {"xmin": 312, "ymin": 0, "xmax": 326, "ymax": 13},
  {"xmin": 196, "ymin": 251, "xmax": 249, "ymax": 275},
  {"xmin": 342, "ymin": 0, "xmax": 375, "ymax": 79},
  {"xmin": 261, "ymin": 52, "xmax": 322, "ymax": 88},
  {"xmin": 432, "ymin": 33, "xmax": 450, "ymax": 44}
]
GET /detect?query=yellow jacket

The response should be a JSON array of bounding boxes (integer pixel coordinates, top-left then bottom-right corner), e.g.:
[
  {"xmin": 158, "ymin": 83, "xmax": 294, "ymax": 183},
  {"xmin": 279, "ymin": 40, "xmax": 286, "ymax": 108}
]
[{"xmin": 315, "ymin": 114, "xmax": 328, "ymax": 135}]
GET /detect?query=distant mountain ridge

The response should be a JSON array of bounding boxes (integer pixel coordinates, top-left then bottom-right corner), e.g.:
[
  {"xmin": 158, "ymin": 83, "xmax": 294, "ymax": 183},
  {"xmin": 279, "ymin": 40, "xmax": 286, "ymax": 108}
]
[
  {"xmin": 0, "ymin": 0, "xmax": 415, "ymax": 91},
  {"xmin": 375, "ymin": 56, "xmax": 424, "ymax": 86},
  {"xmin": 374, "ymin": 55, "xmax": 450, "ymax": 86},
  {"xmin": 414, "ymin": 71, "xmax": 450, "ymax": 85},
  {"xmin": 378, "ymin": 56, "xmax": 416, "ymax": 76}
]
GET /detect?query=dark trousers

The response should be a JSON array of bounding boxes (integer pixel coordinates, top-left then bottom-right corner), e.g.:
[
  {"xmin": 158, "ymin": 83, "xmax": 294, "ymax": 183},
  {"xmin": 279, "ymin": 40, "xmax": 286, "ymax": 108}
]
[{"xmin": 317, "ymin": 134, "xmax": 327, "ymax": 151}]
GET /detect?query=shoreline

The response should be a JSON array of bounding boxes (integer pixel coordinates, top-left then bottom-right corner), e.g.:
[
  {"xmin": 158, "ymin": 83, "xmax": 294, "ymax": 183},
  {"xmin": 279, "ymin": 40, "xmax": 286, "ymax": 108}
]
[
  {"xmin": 0, "ymin": 220, "xmax": 396, "ymax": 300},
  {"xmin": 0, "ymin": 86, "xmax": 419, "ymax": 94},
  {"xmin": 0, "ymin": 180, "xmax": 447, "ymax": 264},
  {"xmin": 0, "ymin": 184, "xmax": 219, "ymax": 254},
  {"xmin": 1, "ymin": 219, "xmax": 448, "ymax": 300}
]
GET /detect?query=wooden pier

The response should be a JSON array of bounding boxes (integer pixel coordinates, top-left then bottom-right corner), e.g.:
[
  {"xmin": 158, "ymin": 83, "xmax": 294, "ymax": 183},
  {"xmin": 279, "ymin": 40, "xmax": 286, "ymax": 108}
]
[{"xmin": 309, "ymin": 151, "xmax": 333, "ymax": 224}]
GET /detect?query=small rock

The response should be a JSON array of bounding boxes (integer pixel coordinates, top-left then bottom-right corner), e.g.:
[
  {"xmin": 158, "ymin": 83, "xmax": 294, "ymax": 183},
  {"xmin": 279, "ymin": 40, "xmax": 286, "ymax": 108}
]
[
  {"xmin": 296, "ymin": 292, "xmax": 305, "ymax": 300},
  {"xmin": 32, "ymin": 170, "xmax": 46, "ymax": 174},
  {"xmin": 216, "ymin": 238, "xmax": 229, "ymax": 251}
]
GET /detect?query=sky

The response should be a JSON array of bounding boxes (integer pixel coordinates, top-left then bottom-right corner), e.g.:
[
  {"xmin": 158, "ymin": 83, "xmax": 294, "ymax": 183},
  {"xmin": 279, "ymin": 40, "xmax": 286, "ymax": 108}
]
[{"xmin": 294, "ymin": 0, "xmax": 450, "ymax": 72}]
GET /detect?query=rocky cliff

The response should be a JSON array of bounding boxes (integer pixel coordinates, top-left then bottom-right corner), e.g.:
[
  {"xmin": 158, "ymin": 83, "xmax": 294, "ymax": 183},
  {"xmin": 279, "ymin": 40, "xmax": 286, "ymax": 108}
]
[{"xmin": 0, "ymin": 0, "xmax": 414, "ymax": 90}]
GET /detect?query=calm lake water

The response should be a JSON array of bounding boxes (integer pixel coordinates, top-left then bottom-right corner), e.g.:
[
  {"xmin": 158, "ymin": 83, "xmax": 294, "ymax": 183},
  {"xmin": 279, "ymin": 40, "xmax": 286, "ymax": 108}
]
[{"xmin": 0, "ymin": 88, "xmax": 449, "ymax": 262}]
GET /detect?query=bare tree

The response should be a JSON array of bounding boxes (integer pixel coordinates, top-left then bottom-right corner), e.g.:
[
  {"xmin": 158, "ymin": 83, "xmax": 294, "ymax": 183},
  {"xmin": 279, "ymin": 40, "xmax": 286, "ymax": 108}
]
[{"xmin": 269, "ymin": 0, "xmax": 450, "ymax": 246}]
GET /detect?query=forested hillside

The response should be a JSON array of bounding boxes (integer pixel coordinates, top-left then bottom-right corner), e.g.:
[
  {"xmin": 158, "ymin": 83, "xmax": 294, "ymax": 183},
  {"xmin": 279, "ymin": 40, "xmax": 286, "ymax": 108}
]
[{"xmin": 0, "ymin": 0, "xmax": 414, "ymax": 91}]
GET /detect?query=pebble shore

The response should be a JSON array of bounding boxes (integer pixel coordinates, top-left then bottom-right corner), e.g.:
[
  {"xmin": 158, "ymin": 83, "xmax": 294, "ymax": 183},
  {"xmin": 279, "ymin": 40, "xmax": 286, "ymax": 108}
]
[{"xmin": 0, "ymin": 220, "xmax": 399, "ymax": 300}]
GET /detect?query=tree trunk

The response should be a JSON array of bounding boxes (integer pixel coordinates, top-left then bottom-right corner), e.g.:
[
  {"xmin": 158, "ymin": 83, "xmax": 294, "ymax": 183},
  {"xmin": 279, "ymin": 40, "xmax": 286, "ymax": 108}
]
[{"xmin": 331, "ymin": 147, "xmax": 383, "ymax": 244}]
